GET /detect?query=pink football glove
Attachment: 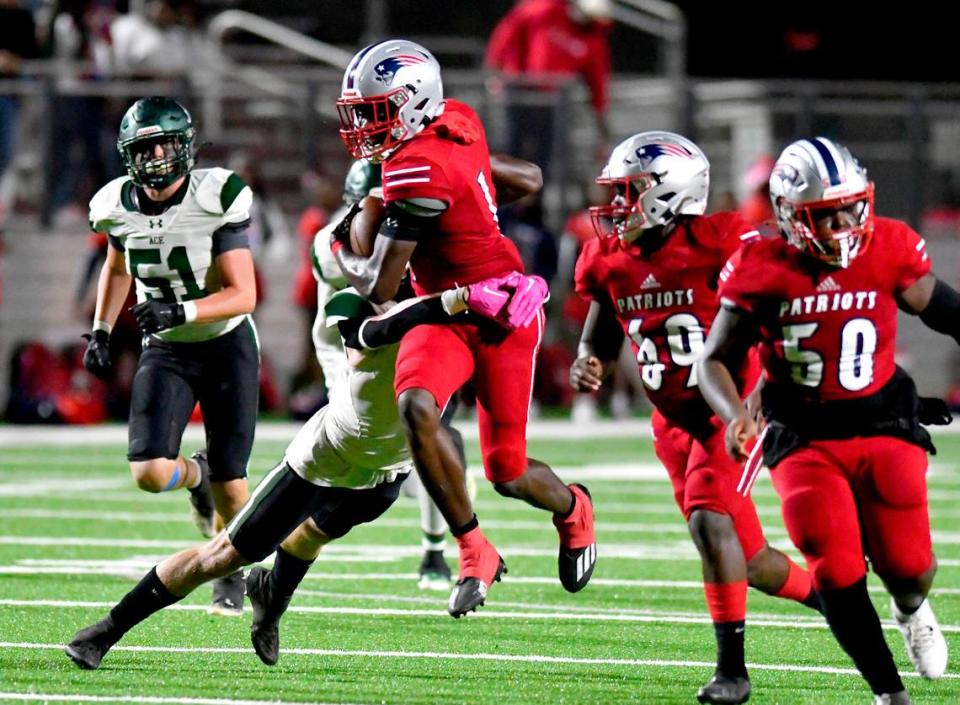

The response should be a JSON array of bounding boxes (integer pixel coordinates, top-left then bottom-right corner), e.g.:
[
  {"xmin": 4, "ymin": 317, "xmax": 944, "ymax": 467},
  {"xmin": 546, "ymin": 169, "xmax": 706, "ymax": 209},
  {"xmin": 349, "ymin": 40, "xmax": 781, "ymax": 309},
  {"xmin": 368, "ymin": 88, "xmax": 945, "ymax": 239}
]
[
  {"xmin": 504, "ymin": 273, "xmax": 549, "ymax": 330},
  {"xmin": 465, "ymin": 274, "xmax": 514, "ymax": 320}
]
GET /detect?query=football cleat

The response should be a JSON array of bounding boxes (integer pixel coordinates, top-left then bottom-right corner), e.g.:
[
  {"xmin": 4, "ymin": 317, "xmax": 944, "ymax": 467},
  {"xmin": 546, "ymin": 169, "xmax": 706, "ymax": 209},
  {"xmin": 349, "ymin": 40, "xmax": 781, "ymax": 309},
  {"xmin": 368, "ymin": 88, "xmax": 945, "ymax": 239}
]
[
  {"xmin": 448, "ymin": 530, "xmax": 506, "ymax": 618},
  {"xmin": 553, "ymin": 484, "xmax": 597, "ymax": 593},
  {"xmin": 64, "ymin": 617, "xmax": 118, "ymax": 670},
  {"xmin": 208, "ymin": 570, "xmax": 245, "ymax": 617},
  {"xmin": 246, "ymin": 566, "xmax": 284, "ymax": 666},
  {"xmin": 696, "ymin": 673, "xmax": 751, "ymax": 704},
  {"xmin": 418, "ymin": 549, "xmax": 452, "ymax": 591},
  {"xmin": 873, "ymin": 691, "xmax": 913, "ymax": 705},
  {"xmin": 892, "ymin": 597, "xmax": 948, "ymax": 679},
  {"xmin": 188, "ymin": 449, "xmax": 216, "ymax": 539}
]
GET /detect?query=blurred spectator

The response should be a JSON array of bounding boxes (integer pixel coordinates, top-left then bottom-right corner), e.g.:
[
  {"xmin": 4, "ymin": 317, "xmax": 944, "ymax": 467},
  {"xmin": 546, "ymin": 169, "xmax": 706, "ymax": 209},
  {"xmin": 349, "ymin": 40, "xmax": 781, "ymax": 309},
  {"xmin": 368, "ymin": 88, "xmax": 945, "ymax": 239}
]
[
  {"xmin": 0, "ymin": 0, "xmax": 40, "ymax": 226},
  {"xmin": 227, "ymin": 152, "xmax": 291, "ymax": 299},
  {"xmin": 738, "ymin": 153, "xmax": 775, "ymax": 225},
  {"xmin": 485, "ymin": 0, "xmax": 612, "ymax": 175},
  {"xmin": 290, "ymin": 170, "xmax": 340, "ymax": 395},
  {"xmin": 47, "ymin": 0, "xmax": 116, "ymax": 222},
  {"xmin": 499, "ymin": 194, "xmax": 558, "ymax": 283},
  {"xmin": 109, "ymin": 0, "xmax": 200, "ymax": 77}
]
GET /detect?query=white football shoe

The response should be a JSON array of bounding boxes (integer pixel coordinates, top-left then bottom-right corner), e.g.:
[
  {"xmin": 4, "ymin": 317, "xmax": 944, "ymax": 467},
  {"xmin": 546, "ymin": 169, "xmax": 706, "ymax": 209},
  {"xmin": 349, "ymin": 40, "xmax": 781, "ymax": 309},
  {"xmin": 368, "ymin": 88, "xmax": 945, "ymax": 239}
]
[
  {"xmin": 873, "ymin": 691, "xmax": 912, "ymax": 704},
  {"xmin": 892, "ymin": 597, "xmax": 948, "ymax": 679}
]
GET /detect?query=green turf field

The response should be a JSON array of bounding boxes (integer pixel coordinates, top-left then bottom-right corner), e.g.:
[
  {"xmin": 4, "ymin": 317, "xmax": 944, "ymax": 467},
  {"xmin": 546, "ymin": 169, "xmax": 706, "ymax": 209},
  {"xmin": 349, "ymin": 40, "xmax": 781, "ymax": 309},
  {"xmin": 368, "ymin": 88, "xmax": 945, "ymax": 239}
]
[{"xmin": 1, "ymin": 424, "xmax": 959, "ymax": 704}]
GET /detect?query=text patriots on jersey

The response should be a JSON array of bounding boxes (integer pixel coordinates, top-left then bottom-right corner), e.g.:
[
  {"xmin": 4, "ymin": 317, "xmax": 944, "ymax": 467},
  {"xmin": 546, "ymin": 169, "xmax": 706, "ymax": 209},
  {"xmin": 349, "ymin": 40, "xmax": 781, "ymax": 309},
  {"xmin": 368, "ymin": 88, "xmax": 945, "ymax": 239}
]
[
  {"xmin": 779, "ymin": 290, "xmax": 878, "ymax": 318},
  {"xmin": 617, "ymin": 288, "xmax": 694, "ymax": 313}
]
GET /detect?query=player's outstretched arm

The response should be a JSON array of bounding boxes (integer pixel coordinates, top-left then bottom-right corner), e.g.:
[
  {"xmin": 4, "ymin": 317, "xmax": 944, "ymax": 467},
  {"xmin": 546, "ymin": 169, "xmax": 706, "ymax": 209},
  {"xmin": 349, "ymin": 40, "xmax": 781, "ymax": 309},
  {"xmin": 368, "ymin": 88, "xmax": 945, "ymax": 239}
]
[
  {"xmin": 900, "ymin": 272, "xmax": 960, "ymax": 344},
  {"xmin": 697, "ymin": 304, "xmax": 759, "ymax": 460},
  {"xmin": 570, "ymin": 299, "xmax": 623, "ymax": 392},
  {"xmin": 490, "ymin": 153, "xmax": 543, "ymax": 204}
]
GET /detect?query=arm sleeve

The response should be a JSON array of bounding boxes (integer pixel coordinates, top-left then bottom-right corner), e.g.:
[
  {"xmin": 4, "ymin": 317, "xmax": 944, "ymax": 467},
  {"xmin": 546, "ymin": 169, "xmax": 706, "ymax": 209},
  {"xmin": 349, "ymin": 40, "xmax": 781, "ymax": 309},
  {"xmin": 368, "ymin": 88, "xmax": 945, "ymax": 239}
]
[
  {"xmin": 106, "ymin": 234, "xmax": 125, "ymax": 253},
  {"xmin": 337, "ymin": 296, "xmax": 450, "ymax": 350},
  {"xmin": 212, "ymin": 220, "xmax": 251, "ymax": 256}
]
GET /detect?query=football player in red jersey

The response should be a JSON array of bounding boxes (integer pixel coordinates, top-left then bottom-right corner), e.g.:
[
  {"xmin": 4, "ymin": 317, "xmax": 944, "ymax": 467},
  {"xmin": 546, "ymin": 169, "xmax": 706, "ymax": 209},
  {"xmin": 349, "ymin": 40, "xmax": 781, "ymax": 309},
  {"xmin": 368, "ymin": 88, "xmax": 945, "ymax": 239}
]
[
  {"xmin": 699, "ymin": 137, "xmax": 954, "ymax": 705},
  {"xmin": 571, "ymin": 131, "xmax": 821, "ymax": 705},
  {"xmin": 333, "ymin": 39, "xmax": 597, "ymax": 617}
]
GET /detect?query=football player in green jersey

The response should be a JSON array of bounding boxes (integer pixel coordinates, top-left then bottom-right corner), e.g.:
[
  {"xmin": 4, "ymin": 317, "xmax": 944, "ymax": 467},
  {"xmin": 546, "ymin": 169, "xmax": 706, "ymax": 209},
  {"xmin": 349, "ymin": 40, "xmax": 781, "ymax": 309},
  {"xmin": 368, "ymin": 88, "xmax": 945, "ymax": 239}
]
[{"xmin": 82, "ymin": 96, "xmax": 258, "ymax": 616}]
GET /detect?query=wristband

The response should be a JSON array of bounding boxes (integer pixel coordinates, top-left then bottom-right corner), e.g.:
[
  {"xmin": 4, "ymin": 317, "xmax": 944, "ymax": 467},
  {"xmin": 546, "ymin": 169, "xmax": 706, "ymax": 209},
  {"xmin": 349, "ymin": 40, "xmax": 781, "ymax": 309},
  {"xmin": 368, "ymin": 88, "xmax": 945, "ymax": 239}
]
[
  {"xmin": 93, "ymin": 319, "xmax": 113, "ymax": 335},
  {"xmin": 441, "ymin": 287, "xmax": 469, "ymax": 315},
  {"xmin": 182, "ymin": 301, "xmax": 198, "ymax": 323}
]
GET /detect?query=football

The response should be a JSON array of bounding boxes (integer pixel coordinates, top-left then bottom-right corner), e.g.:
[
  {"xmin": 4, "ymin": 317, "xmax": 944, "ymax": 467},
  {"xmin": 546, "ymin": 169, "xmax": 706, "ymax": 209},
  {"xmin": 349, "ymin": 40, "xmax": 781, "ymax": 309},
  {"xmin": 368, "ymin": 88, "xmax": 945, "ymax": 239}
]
[{"xmin": 349, "ymin": 195, "xmax": 386, "ymax": 257}]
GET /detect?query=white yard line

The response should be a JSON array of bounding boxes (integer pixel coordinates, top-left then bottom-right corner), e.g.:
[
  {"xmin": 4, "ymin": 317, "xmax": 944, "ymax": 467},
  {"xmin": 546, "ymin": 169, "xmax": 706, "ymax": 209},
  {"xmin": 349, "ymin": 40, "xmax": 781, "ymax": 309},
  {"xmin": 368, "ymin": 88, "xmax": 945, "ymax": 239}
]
[
  {"xmin": 2, "ymin": 641, "xmax": 958, "ymax": 680},
  {"xmin": 0, "ymin": 695, "xmax": 359, "ymax": 705},
  {"xmin": 1, "ymin": 599, "xmax": 958, "ymax": 634}
]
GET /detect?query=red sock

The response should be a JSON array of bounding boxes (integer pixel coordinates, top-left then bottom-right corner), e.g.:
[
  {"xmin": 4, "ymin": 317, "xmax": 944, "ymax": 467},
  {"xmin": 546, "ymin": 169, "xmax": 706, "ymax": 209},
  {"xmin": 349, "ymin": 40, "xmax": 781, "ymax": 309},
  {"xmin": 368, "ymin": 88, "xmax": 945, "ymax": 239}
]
[
  {"xmin": 704, "ymin": 580, "xmax": 748, "ymax": 623},
  {"xmin": 774, "ymin": 558, "xmax": 815, "ymax": 604}
]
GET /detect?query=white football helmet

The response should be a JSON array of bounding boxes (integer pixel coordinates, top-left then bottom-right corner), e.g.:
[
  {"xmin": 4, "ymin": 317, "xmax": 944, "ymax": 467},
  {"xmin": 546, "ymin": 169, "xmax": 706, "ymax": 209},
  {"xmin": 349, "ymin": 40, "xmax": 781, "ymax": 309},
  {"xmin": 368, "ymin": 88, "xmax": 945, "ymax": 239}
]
[
  {"xmin": 337, "ymin": 39, "xmax": 444, "ymax": 160},
  {"xmin": 769, "ymin": 137, "xmax": 875, "ymax": 268},
  {"xmin": 590, "ymin": 131, "xmax": 709, "ymax": 242}
]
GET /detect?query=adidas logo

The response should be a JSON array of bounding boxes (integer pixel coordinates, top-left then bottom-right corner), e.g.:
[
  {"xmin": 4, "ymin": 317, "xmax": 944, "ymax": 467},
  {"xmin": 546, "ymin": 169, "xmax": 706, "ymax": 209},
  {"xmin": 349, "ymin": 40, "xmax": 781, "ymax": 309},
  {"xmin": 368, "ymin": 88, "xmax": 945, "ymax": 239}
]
[
  {"xmin": 816, "ymin": 276, "xmax": 841, "ymax": 293},
  {"xmin": 640, "ymin": 273, "xmax": 660, "ymax": 290}
]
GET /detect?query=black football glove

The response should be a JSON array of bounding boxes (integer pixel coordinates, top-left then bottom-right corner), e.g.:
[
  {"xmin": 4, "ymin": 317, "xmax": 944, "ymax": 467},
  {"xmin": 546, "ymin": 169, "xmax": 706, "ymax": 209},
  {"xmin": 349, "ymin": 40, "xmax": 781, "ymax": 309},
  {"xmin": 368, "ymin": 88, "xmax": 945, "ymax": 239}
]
[
  {"xmin": 131, "ymin": 300, "xmax": 186, "ymax": 334},
  {"xmin": 330, "ymin": 201, "xmax": 363, "ymax": 248},
  {"xmin": 81, "ymin": 329, "xmax": 111, "ymax": 379}
]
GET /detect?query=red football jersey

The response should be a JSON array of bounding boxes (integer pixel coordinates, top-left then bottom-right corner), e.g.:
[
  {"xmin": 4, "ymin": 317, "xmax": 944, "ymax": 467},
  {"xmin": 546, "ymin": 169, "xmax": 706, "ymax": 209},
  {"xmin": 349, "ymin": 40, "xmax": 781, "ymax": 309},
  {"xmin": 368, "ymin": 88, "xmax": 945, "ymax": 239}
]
[
  {"xmin": 718, "ymin": 217, "xmax": 931, "ymax": 400},
  {"xmin": 381, "ymin": 99, "xmax": 524, "ymax": 294},
  {"xmin": 575, "ymin": 212, "xmax": 760, "ymax": 424}
]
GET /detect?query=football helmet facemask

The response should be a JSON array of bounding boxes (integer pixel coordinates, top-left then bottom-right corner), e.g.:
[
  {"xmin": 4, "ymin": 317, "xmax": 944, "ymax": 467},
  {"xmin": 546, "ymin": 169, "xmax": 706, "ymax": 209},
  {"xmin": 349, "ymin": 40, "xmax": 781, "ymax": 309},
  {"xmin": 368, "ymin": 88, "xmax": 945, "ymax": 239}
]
[
  {"xmin": 769, "ymin": 137, "xmax": 875, "ymax": 269},
  {"xmin": 337, "ymin": 40, "xmax": 444, "ymax": 161},
  {"xmin": 590, "ymin": 131, "xmax": 709, "ymax": 242},
  {"xmin": 117, "ymin": 96, "xmax": 195, "ymax": 190}
]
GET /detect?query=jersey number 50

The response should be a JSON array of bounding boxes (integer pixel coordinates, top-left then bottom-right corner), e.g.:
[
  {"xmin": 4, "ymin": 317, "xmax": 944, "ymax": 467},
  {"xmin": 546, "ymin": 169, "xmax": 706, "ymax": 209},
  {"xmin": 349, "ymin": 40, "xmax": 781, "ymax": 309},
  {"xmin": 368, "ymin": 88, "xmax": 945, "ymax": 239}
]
[{"xmin": 781, "ymin": 318, "xmax": 877, "ymax": 391}]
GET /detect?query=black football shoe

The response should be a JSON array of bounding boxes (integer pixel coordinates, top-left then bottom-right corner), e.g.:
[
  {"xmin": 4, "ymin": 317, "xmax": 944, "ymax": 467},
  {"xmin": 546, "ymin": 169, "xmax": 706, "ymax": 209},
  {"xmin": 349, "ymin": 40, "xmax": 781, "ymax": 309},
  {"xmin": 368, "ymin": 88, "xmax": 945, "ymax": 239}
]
[
  {"xmin": 65, "ymin": 617, "xmax": 119, "ymax": 670},
  {"xmin": 553, "ymin": 484, "xmax": 597, "ymax": 593},
  {"xmin": 188, "ymin": 449, "xmax": 216, "ymax": 539},
  {"xmin": 418, "ymin": 549, "xmax": 452, "ymax": 591},
  {"xmin": 246, "ymin": 566, "xmax": 294, "ymax": 666},
  {"xmin": 697, "ymin": 673, "xmax": 751, "ymax": 704},
  {"xmin": 448, "ymin": 532, "xmax": 506, "ymax": 618}
]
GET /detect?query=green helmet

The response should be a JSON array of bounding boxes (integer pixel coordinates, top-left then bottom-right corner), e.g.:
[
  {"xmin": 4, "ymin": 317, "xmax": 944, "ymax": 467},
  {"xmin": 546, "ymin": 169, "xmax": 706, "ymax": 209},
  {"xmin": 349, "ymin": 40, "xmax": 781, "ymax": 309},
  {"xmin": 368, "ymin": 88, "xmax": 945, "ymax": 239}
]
[
  {"xmin": 342, "ymin": 158, "xmax": 382, "ymax": 205},
  {"xmin": 117, "ymin": 97, "xmax": 196, "ymax": 189}
]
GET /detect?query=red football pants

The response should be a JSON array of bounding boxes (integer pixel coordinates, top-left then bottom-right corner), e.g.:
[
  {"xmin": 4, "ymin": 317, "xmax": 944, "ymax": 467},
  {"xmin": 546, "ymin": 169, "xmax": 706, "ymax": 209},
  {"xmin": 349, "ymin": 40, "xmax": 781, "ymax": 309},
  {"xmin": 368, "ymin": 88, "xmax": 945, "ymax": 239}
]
[
  {"xmin": 651, "ymin": 410, "xmax": 767, "ymax": 561},
  {"xmin": 394, "ymin": 312, "xmax": 544, "ymax": 483},
  {"xmin": 770, "ymin": 436, "xmax": 933, "ymax": 591}
]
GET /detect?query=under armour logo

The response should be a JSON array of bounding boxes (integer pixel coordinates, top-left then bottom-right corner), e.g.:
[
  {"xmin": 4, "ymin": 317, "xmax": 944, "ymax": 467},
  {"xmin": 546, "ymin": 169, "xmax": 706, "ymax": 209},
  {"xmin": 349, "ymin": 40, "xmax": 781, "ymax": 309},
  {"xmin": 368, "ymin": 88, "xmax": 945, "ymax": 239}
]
[{"xmin": 148, "ymin": 218, "xmax": 163, "ymax": 229}]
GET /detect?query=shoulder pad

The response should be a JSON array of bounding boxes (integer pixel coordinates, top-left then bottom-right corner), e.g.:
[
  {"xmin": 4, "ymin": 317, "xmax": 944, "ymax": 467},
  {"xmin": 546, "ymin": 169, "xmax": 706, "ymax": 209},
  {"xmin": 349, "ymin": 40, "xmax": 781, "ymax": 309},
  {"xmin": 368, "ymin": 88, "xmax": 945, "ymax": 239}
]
[
  {"xmin": 88, "ymin": 176, "xmax": 132, "ymax": 233},
  {"xmin": 193, "ymin": 168, "xmax": 252, "ymax": 217}
]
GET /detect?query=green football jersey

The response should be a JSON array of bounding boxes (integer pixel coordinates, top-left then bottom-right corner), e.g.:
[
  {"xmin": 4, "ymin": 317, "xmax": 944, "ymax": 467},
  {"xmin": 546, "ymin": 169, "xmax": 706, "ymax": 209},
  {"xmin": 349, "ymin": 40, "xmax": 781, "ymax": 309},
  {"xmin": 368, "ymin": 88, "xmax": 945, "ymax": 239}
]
[{"xmin": 89, "ymin": 168, "xmax": 253, "ymax": 342}]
